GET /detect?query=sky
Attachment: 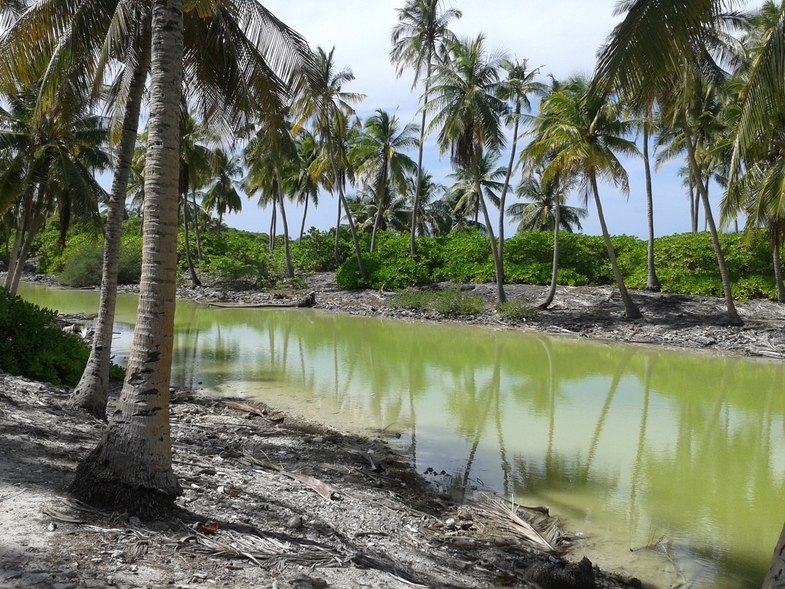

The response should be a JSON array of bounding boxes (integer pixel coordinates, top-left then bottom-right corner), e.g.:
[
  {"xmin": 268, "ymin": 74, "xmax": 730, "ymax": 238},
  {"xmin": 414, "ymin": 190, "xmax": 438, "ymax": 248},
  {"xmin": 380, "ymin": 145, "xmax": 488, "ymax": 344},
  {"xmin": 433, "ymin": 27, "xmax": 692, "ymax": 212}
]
[{"xmin": 221, "ymin": 0, "xmax": 750, "ymax": 240}]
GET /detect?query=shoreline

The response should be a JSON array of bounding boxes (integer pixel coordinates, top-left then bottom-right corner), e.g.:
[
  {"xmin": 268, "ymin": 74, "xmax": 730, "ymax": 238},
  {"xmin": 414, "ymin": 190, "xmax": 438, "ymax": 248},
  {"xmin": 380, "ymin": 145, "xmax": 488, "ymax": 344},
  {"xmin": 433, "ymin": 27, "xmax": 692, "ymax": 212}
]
[
  {"xmin": 0, "ymin": 371, "xmax": 637, "ymax": 589},
  {"xmin": 170, "ymin": 272, "xmax": 785, "ymax": 360}
]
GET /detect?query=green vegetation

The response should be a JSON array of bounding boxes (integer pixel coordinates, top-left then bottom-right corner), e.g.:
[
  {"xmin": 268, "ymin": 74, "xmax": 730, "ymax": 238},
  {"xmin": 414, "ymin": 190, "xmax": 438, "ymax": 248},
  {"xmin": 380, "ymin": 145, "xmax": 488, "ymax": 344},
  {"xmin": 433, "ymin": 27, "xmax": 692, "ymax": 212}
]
[
  {"xmin": 29, "ymin": 221, "xmax": 784, "ymax": 302},
  {"xmin": 387, "ymin": 287, "xmax": 484, "ymax": 316},
  {"xmin": 497, "ymin": 298, "xmax": 537, "ymax": 321},
  {"xmin": 0, "ymin": 288, "xmax": 116, "ymax": 386}
]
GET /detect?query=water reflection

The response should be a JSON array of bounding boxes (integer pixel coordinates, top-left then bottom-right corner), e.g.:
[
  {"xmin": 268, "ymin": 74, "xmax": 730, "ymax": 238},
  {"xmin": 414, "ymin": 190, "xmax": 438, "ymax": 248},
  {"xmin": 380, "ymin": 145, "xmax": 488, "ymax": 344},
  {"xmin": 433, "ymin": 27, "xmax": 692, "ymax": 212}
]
[{"xmin": 18, "ymin": 283, "xmax": 785, "ymax": 588}]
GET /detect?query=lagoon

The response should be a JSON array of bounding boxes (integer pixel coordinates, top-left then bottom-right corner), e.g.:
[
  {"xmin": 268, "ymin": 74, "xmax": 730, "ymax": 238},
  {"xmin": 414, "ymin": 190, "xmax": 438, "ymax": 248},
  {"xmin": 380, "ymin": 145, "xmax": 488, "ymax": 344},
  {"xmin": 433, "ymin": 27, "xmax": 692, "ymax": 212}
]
[{"xmin": 19, "ymin": 282, "xmax": 785, "ymax": 588}]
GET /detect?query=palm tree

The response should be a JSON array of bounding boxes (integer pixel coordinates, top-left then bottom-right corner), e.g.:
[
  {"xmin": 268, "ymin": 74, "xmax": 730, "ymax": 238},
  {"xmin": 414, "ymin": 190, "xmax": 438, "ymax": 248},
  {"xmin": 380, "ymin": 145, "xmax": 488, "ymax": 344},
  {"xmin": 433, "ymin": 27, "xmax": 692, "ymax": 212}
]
[
  {"xmin": 0, "ymin": 85, "xmax": 110, "ymax": 296},
  {"xmin": 593, "ymin": 0, "xmax": 744, "ymax": 325},
  {"xmin": 293, "ymin": 46, "xmax": 367, "ymax": 280},
  {"xmin": 444, "ymin": 152, "xmax": 505, "ymax": 228},
  {"xmin": 68, "ymin": 24, "xmax": 151, "ymax": 419},
  {"xmin": 0, "ymin": 0, "xmax": 315, "ymax": 417},
  {"xmin": 406, "ymin": 169, "xmax": 450, "ymax": 236},
  {"xmin": 287, "ymin": 129, "xmax": 320, "ymax": 239},
  {"xmin": 202, "ymin": 147, "xmax": 243, "ymax": 232},
  {"xmin": 495, "ymin": 58, "xmax": 544, "ymax": 271},
  {"xmin": 725, "ymin": 1, "xmax": 785, "ymax": 305},
  {"xmin": 390, "ymin": 0, "xmax": 461, "ymax": 254},
  {"xmin": 427, "ymin": 34, "xmax": 509, "ymax": 303},
  {"xmin": 243, "ymin": 120, "xmax": 297, "ymax": 278},
  {"xmin": 508, "ymin": 172, "xmax": 586, "ymax": 233},
  {"xmin": 69, "ymin": 0, "xmax": 185, "ymax": 516},
  {"xmin": 351, "ymin": 109, "xmax": 418, "ymax": 251},
  {"xmin": 525, "ymin": 75, "xmax": 643, "ymax": 318}
]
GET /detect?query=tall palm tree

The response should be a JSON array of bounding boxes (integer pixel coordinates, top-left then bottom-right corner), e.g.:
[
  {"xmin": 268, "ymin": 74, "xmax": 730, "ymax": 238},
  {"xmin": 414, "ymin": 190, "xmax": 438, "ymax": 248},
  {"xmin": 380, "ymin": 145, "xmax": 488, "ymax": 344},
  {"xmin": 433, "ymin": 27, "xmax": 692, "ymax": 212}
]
[
  {"xmin": 526, "ymin": 75, "xmax": 643, "ymax": 318},
  {"xmin": 351, "ymin": 109, "xmax": 418, "ymax": 252},
  {"xmin": 593, "ymin": 0, "xmax": 745, "ymax": 325},
  {"xmin": 243, "ymin": 120, "xmax": 296, "ymax": 278},
  {"xmin": 726, "ymin": 1, "xmax": 785, "ymax": 305},
  {"xmin": 390, "ymin": 0, "xmax": 461, "ymax": 254},
  {"xmin": 495, "ymin": 58, "xmax": 544, "ymax": 271},
  {"xmin": 293, "ymin": 46, "xmax": 367, "ymax": 280},
  {"xmin": 286, "ymin": 129, "xmax": 320, "ymax": 239},
  {"xmin": 427, "ymin": 34, "xmax": 509, "ymax": 302},
  {"xmin": 68, "ymin": 24, "xmax": 151, "ymax": 419},
  {"xmin": 69, "ymin": 0, "xmax": 185, "ymax": 516},
  {"xmin": 26, "ymin": 0, "xmax": 312, "ymax": 417}
]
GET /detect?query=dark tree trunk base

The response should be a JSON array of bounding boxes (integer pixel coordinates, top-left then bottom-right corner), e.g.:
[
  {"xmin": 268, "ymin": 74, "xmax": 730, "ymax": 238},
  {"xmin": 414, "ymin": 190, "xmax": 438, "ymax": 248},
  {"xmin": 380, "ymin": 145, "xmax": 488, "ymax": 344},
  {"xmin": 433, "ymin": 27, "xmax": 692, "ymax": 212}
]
[{"xmin": 70, "ymin": 448, "xmax": 182, "ymax": 519}]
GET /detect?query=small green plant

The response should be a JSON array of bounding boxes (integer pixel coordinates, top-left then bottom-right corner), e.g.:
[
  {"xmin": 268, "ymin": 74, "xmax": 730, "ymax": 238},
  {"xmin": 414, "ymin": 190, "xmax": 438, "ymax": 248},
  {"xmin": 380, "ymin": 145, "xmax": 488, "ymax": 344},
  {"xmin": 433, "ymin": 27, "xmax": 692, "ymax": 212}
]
[
  {"xmin": 386, "ymin": 289, "xmax": 438, "ymax": 311},
  {"xmin": 387, "ymin": 288, "xmax": 483, "ymax": 316},
  {"xmin": 497, "ymin": 298, "xmax": 537, "ymax": 321}
]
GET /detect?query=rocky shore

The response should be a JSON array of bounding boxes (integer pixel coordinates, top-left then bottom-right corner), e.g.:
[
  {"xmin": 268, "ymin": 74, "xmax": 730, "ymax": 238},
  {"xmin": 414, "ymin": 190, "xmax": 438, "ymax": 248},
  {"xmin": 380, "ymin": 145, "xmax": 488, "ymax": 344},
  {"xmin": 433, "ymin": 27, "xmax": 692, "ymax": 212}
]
[
  {"xmin": 0, "ymin": 371, "xmax": 635, "ymax": 589},
  {"xmin": 177, "ymin": 272, "xmax": 785, "ymax": 360}
]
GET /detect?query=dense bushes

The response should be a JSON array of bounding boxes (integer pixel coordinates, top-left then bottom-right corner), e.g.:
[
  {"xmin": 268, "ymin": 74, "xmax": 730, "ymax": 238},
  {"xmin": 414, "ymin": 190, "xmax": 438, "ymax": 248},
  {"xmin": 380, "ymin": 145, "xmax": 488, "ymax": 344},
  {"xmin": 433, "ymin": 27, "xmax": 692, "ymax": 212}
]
[
  {"xmin": 0, "ymin": 288, "xmax": 89, "ymax": 385},
  {"xmin": 29, "ymin": 215, "xmax": 784, "ymax": 301}
]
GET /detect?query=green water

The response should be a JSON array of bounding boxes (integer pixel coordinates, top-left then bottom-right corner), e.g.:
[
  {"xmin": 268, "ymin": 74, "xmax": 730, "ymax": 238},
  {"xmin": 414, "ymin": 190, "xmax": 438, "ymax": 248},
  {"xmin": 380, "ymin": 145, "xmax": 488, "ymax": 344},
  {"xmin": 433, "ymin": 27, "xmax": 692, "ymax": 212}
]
[{"xmin": 18, "ymin": 283, "xmax": 785, "ymax": 588}]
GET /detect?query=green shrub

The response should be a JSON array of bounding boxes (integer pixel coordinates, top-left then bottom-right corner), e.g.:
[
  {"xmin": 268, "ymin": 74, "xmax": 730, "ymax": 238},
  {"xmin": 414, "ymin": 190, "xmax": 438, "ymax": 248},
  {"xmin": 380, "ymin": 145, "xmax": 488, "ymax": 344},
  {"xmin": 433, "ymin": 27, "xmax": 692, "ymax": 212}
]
[
  {"xmin": 55, "ymin": 238, "xmax": 143, "ymax": 288},
  {"xmin": 0, "ymin": 288, "xmax": 89, "ymax": 386},
  {"xmin": 57, "ymin": 244, "xmax": 103, "ymax": 287},
  {"xmin": 432, "ymin": 229, "xmax": 494, "ymax": 283},
  {"xmin": 497, "ymin": 298, "xmax": 537, "ymax": 321},
  {"xmin": 387, "ymin": 288, "xmax": 484, "ymax": 316}
]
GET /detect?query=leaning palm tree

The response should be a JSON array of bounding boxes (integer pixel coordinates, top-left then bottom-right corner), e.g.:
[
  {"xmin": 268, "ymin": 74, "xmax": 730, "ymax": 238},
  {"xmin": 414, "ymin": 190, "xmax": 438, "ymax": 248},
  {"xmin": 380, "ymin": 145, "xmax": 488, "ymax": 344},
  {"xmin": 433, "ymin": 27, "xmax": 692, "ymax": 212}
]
[
  {"xmin": 390, "ymin": 0, "xmax": 461, "ymax": 254},
  {"xmin": 34, "ymin": 0, "xmax": 313, "ymax": 418},
  {"xmin": 593, "ymin": 0, "xmax": 745, "ymax": 325},
  {"xmin": 526, "ymin": 75, "xmax": 643, "ymax": 318},
  {"xmin": 293, "ymin": 46, "xmax": 367, "ymax": 280},
  {"xmin": 351, "ymin": 109, "xmax": 418, "ymax": 252},
  {"xmin": 427, "ymin": 34, "xmax": 509, "ymax": 303}
]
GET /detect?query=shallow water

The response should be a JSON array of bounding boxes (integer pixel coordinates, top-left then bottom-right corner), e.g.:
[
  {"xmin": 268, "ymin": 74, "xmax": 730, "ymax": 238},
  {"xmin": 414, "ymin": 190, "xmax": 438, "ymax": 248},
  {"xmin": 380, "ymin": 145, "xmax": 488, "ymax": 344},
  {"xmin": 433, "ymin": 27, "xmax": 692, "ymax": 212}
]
[{"xmin": 19, "ymin": 283, "xmax": 785, "ymax": 588}]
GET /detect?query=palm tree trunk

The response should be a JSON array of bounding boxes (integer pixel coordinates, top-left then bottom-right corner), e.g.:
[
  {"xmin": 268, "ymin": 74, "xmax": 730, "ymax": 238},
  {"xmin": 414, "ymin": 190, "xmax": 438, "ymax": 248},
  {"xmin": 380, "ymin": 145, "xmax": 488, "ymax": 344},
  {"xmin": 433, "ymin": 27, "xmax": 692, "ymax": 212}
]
[
  {"xmin": 9, "ymin": 200, "xmax": 45, "ymax": 296},
  {"xmin": 69, "ymin": 29, "xmax": 151, "ymax": 419},
  {"xmin": 774, "ymin": 239, "xmax": 785, "ymax": 304},
  {"xmin": 690, "ymin": 178, "xmax": 698, "ymax": 233},
  {"xmin": 590, "ymin": 174, "xmax": 641, "ymax": 319},
  {"xmin": 269, "ymin": 204, "xmax": 277, "ymax": 254},
  {"xmin": 409, "ymin": 54, "xmax": 432, "ymax": 256},
  {"xmin": 329, "ymin": 143, "xmax": 367, "ymax": 282},
  {"xmin": 182, "ymin": 193, "xmax": 201, "ymax": 286},
  {"xmin": 333, "ymin": 197, "xmax": 341, "ymax": 266},
  {"xmin": 475, "ymin": 174, "xmax": 506, "ymax": 304},
  {"xmin": 69, "ymin": 0, "xmax": 184, "ymax": 516},
  {"xmin": 498, "ymin": 105, "xmax": 520, "ymax": 275},
  {"xmin": 763, "ymin": 523, "xmax": 785, "ymax": 589},
  {"xmin": 299, "ymin": 195, "xmax": 309, "ymax": 240},
  {"xmin": 191, "ymin": 190, "xmax": 202, "ymax": 259},
  {"xmin": 370, "ymin": 170, "xmax": 388, "ymax": 254},
  {"xmin": 275, "ymin": 169, "xmax": 294, "ymax": 279},
  {"xmin": 681, "ymin": 118, "xmax": 743, "ymax": 326},
  {"xmin": 4, "ymin": 202, "xmax": 28, "ymax": 292},
  {"xmin": 643, "ymin": 115, "xmax": 661, "ymax": 291},
  {"xmin": 539, "ymin": 180, "xmax": 561, "ymax": 310}
]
